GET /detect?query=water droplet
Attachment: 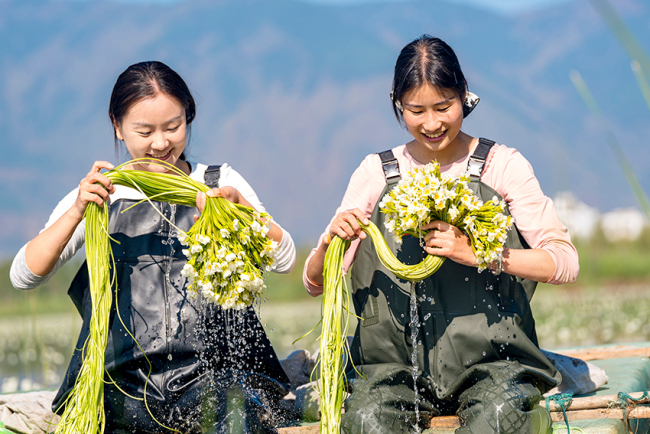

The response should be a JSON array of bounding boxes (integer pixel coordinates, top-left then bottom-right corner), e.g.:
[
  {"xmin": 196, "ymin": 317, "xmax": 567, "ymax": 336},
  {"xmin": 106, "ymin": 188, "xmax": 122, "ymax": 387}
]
[
  {"xmin": 465, "ymin": 277, "xmax": 469, "ymax": 281},
  {"xmin": 167, "ymin": 354, "xmax": 173, "ymax": 361},
  {"xmin": 482, "ymin": 351, "xmax": 486, "ymax": 356}
]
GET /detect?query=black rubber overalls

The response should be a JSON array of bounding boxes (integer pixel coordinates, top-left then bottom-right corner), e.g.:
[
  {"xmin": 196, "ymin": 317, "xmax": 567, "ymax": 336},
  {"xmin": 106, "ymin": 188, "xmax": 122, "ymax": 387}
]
[
  {"xmin": 341, "ymin": 139, "xmax": 561, "ymax": 434},
  {"xmin": 52, "ymin": 165, "xmax": 291, "ymax": 434}
]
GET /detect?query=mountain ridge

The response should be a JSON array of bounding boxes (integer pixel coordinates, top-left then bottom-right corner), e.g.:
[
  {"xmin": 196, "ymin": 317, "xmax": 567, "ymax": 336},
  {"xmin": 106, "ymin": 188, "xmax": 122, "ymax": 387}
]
[{"xmin": 0, "ymin": 0, "xmax": 648, "ymax": 258}]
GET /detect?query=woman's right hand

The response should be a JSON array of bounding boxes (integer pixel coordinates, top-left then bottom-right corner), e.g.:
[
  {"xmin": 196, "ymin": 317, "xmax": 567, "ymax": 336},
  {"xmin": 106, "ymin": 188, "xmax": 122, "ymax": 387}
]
[
  {"xmin": 71, "ymin": 161, "xmax": 115, "ymax": 220},
  {"xmin": 325, "ymin": 208, "xmax": 370, "ymax": 244}
]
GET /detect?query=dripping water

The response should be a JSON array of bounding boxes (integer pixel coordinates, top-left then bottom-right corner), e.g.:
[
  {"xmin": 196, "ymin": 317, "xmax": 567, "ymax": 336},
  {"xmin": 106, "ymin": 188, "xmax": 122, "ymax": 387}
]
[
  {"xmin": 163, "ymin": 203, "xmax": 177, "ymax": 287},
  {"xmin": 409, "ymin": 281, "xmax": 421, "ymax": 433},
  {"xmin": 495, "ymin": 402, "xmax": 504, "ymax": 433}
]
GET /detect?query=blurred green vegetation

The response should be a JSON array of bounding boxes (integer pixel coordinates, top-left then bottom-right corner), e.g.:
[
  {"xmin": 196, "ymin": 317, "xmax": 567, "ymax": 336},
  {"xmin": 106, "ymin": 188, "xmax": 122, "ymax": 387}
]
[
  {"xmin": 1, "ymin": 233, "xmax": 650, "ymax": 318},
  {"xmin": 0, "ymin": 247, "xmax": 317, "ymax": 318},
  {"xmin": 572, "ymin": 227, "xmax": 650, "ymax": 286},
  {"xmin": 0, "ymin": 259, "xmax": 81, "ymax": 317}
]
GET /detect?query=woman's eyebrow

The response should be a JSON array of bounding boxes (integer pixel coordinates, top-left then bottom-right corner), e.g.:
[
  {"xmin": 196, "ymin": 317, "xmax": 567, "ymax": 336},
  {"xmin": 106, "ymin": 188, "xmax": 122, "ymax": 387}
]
[
  {"xmin": 403, "ymin": 97, "xmax": 454, "ymax": 108},
  {"xmin": 131, "ymin": 115, "xmax": 184, "ymax": 127}
]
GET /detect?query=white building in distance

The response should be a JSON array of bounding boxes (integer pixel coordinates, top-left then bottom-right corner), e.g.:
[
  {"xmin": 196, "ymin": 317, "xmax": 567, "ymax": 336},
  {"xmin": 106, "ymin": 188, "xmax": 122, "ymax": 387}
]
[{"xmin": 553, "ymin": 191, "xmax": 648, "ymax": 242}]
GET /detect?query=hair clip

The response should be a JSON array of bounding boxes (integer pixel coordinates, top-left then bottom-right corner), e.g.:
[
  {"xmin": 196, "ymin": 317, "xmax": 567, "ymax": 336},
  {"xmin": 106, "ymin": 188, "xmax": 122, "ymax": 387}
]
[{"xmin": 463, "ymin": 91, "xmax": 479, "ymax": 118}]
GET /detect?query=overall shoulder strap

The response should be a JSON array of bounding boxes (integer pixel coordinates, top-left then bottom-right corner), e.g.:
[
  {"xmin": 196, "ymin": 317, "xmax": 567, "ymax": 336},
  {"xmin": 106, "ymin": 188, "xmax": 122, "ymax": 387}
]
[
  {"xmin": 378, "ymin": 149, "xmax": 401, "ymax": 186},
  {"xmin": 204, "ymin": 165, "xmax": 222, "ymax": 188},
  {"xmin": 467, "ymin": 137, "xmax": 495, "ymax": 181}
]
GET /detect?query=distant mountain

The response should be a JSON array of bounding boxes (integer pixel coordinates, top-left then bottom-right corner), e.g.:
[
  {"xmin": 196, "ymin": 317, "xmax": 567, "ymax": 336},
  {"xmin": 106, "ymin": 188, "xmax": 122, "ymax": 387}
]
[{"xmin": 1, "ymin": 0, "xmax": 649, "ymax": 259}]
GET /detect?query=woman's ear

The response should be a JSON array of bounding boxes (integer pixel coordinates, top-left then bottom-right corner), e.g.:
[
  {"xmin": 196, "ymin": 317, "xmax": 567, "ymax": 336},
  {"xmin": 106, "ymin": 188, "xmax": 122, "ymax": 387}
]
[{"xmin": 113, "ymin": 119, "xmax": 124, "ymax": 141}]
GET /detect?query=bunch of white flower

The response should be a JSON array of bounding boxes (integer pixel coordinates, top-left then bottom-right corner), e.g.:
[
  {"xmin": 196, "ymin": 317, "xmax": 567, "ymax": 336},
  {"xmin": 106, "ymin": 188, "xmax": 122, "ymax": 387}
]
[
  {"xmin": 179, "ymin": 203, "xmax": 278, "ymax": 309},
  {"xmin": 379, "ymin": 161, "xmax": 513, "ymax": 272}
]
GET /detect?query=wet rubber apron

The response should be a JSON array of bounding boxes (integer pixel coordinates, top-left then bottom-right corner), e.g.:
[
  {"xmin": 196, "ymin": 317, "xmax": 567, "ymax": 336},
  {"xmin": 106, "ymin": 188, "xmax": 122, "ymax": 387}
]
[
  {"xmin": 53, "ymin": 165, "xmax": 290, "ymax": 434},
  {"xmin": 343, "ymin": 139, "xmax": 560, "ymax": 433}
]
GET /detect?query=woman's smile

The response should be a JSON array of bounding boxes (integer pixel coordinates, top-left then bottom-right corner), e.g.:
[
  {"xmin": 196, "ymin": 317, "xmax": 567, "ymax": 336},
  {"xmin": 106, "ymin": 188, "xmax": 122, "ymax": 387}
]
[
  {"xmin": 422, "ymin": 129, "xmax": 447, "ymax": 142},
  {"xmin": 148, "ymin": 149, "xmax": 173, "ymax": 160}
]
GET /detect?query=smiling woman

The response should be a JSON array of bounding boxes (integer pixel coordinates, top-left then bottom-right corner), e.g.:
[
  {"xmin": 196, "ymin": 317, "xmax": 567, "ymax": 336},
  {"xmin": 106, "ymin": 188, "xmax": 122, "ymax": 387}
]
[
  {"xmin": 109, "ymin": 61, "xmax": 195, "ymax": 174},
  {"xmin": 10, "ymin": 61, "xmax": 297, "ymax": 433},
  {"xmin": 303, "ymin": 35, "xmax": 580, "ymax": 434}
]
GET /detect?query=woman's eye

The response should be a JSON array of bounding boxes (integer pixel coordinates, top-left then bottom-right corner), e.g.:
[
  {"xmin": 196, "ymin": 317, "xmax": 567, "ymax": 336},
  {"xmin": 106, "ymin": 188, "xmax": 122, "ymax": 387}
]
[
  {"xmin": 410, "ymin": 110, "xmax": 424, "ymax": 115},
  {"xmin": 167, "ymin": 126, "xmax": 180, "ymax": 132},
  {"xmin": 137, "ymin": 131, "xmax": 152, "ymax": 137},
  {"xmin": 438, "ymin": 106, "xmax": 451, "ymax": 113}
]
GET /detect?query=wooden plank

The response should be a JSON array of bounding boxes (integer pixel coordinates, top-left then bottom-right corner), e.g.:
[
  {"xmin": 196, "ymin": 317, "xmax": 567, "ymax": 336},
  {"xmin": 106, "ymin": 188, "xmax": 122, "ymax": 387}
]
[
  {"xmin": 550, "ymin": 406, "xmax": 650, "ymax": 422},
  {"xmin": 428, "ymin": 415, "xmax": 461, "ymax": 429},
  {"xmin": 278, "ymin": 426, "xmax": 319, "ymax": 433},
  {"xmin": 426, "ymin": 406, "xmax": 650, "ymax": 429},
  {"xmin": 544, "ymin": 392, "xmax": 649, "ymax": 411},
  {"xmin": 554, "ymin": 345, "xmax": 650, "ymax": 361}
]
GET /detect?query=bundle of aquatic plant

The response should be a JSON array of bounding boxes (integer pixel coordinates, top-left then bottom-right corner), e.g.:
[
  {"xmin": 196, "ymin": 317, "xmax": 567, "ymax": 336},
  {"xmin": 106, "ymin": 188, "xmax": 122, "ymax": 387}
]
[
  {"xmin": 379, "ymin": 160, "xmax": 513, "ymax": 271},
  {"xmin": 108, "ymin": 159, "xmax": 278, "ymax": 308},
  {"xmin": 55, "ymin": 158, "xmax": 277, "ymax": 434},
  {"xmin": 318, "ymin": 161, "xmax": 513, "ymax": 433},
  {"xmin": 319, "ymin": 235, "xmax": 352, "ymax": 434},
  {"xmin": 54, "ymin": 201, "xmax": 113, "ymax": 434},
  {"xmin": 318, "ymin": 221, "xmax": 445, "ymax": 434}
]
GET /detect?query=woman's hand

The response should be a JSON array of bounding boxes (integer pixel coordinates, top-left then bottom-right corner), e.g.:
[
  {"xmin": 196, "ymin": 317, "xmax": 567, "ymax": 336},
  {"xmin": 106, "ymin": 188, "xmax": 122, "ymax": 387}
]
[
  {"xmin": 195, "ymin": 186, "xmax": 244, "ymax": 215},
  {"xmin": 26, "ymin": 161, "xmax": 115, "ymax": 276},
  {"xmin": 305, "ymin": 208, "xmax": 370, "ymax": 287},
  {"xmin": 421, "ymin": 220, "xmax": 477, "ymax": 267},
  {"xmin": 326, "ymin": 208, "xmax": 370, "ymax": 245},
  {"xmin": 194, "ymin": 186, "xmax": 284, "ymax": 243},
  {"xmin": 71, "ymin": 161, "xmax": 115, "ymax": 220}
]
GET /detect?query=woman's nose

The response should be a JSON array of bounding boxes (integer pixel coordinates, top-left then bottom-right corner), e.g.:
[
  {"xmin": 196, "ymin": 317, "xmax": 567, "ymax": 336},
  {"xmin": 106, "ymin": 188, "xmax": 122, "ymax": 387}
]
[
  {"xmin": 423, "ymin": 111, "xmax": 441, "ymax": 131},
  {"xmin": 151, "ymin": 132, "xmax": 168, "ymax": 150}
]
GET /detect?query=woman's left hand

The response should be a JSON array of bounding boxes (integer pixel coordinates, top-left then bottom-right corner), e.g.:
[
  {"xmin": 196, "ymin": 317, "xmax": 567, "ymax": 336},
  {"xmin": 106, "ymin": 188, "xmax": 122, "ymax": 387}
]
[
  {"xmin": 195, "ymin": 187, "xmax": 251, "ymax": 222},
  {"xmin": 421, "ymin": 220, "xmax": 477, "ymax": 267},
  {"xmin": 196, "ymin": 186, "xmax": 244, "ymax": 212}
]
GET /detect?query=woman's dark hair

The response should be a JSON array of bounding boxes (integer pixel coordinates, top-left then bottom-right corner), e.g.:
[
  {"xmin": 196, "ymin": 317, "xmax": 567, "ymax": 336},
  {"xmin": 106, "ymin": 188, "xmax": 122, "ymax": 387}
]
[
  {"xmin": 109, "ymin": 61, "xmax": 196, "ymax": 159},
  {"xmin": 391, "ymin": 35, "xmax": 467, "ymax": 122}
]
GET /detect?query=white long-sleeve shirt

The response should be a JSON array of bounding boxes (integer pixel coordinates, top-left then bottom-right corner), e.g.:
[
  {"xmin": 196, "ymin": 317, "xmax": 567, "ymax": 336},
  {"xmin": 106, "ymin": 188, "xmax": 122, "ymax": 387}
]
[{"xmin": 11, "ymin": 162, "xmax": 296, "ymax": 290}]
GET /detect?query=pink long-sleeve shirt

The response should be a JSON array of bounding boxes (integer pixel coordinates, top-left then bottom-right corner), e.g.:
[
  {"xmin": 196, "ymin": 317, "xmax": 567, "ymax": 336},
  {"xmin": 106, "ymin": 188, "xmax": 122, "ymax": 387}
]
[{"xmin": 303, "ymin": 143, "xmax": 579, "ymax": 296}]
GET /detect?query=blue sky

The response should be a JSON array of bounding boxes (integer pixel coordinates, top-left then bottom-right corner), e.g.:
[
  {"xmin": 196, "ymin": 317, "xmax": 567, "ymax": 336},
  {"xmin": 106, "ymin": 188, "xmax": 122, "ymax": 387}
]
[
  {"xmin": 45, "ymin": 0, "xmax": 573, "ymax": 16},
  {"xmin": 300, "ymin": 0, "xmax": 572, "ymax": 15}
]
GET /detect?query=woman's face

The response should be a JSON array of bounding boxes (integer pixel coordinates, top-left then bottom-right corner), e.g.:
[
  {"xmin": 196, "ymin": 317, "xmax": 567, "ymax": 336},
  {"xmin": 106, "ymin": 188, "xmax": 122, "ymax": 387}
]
[
  {"xmin": 115, "ymin": 92, "xmax": 189, "ymax": 174},
  {"xmin": 400, "ymin": 83, "xmax": 465, "ymax": 163}
]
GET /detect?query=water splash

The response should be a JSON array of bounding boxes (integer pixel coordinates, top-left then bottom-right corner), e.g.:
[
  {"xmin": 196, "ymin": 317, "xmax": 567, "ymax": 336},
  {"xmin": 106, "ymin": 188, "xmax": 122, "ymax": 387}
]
[
  {"xmin": 409, "ymin": 282, "xmax": 421, "ymax": 433},
  {"xmin": 495, "ymin": 402, "xmax": 504, "ymax": 433}
]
